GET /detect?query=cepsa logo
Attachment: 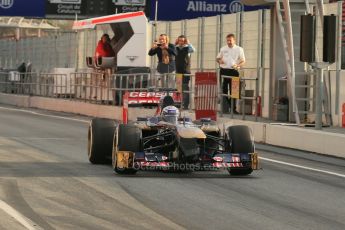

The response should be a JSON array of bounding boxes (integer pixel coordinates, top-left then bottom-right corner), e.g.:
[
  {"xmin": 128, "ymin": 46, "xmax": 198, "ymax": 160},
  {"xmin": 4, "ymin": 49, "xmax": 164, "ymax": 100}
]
[
  {"xmin": 0, "ymin": 0, "xmax": 14, "ymax": 9},
  {"xmin": 128, "ymin": 92, "xmax": 176, "ymax": 104},
  {"xmin": 129, "ymin": 92, "xmax": 170, "ymax": 98}
]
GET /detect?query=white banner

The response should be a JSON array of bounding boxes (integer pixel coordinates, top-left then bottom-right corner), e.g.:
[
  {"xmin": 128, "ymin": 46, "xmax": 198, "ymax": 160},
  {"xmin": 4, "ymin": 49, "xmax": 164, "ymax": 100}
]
[
  {"xmin": 49, "ymin": 0, "xmax": 81, "ymax": 4},
  {"xmin": 113, "ymin": 0, "xmax": 146, "ymax": 6}
]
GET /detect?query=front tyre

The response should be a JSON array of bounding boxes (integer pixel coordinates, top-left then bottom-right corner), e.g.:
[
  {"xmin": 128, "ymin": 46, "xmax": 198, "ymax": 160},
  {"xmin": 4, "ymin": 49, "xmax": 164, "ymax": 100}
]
[
  {"xmin": 88, "ymin": 118, "xmax": 116, "ymax": 164},
  {"xmin": 226, "ymin": 125, "xmax": 254, "ymax": 176}
]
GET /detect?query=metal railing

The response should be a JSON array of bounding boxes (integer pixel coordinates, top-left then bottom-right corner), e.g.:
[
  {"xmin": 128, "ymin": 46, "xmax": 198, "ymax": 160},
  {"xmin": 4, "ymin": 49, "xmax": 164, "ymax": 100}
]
[
  {"xmin": 0, "ymin": 69, "xmax": 261, "ymax": 121},
  {"xmin": 219, "ymin": 71, "xmax": 260, "ymax": 121},
  {"xmin": 72, "ymin": 72, "xmax": 112, "ymax": 104},
  {"xmin": 111, "ymin": 72, "xmax": 196, "ymax": 109},
  {"xmin": 0, "ymin": 71, "xmax": 39, "ymax": 95}
]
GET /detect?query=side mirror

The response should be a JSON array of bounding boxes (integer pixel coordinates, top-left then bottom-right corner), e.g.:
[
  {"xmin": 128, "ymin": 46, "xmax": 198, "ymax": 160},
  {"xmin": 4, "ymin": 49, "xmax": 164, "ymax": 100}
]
[
  {"xmin": 201, "ymin": 118, "xmax": 212, "ymax": 122},
  {"xmin": 148, "ymin": 117, "xmax": 159, "ymax": 125}
]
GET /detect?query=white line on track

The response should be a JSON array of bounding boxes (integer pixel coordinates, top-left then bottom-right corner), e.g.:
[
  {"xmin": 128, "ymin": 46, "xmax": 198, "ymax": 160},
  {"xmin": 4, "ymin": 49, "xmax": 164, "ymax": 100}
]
[
  {"xmin": 0, "ymin": 106, "xmax": 89, "ymax": 123},
  {"xmin": 0, "ymin": 199, "xmax": 42, "ymax": 230},
  {"xmin": 260, "ymin": 157, "xmax": 345, "ymax": 179}
]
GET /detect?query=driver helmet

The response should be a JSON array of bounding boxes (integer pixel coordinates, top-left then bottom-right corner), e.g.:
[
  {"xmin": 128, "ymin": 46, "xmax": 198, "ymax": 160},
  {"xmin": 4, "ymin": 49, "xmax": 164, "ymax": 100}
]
[{"xmin": 162, "ymin": 106, "xmax": 179, "ymax": 124}]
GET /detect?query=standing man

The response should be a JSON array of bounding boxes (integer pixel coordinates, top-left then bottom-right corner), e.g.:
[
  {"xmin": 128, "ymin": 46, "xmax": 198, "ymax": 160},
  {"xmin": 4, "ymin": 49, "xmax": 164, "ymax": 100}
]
[
  {"xmin": 148, "ymin": 34, "xmax": 177, "ymax": 88},
  {"xmin": 216, "ymin": 33, "xmax": 245, "ymax": 114},
  {"xmin": 175, "ymin": 35, "xmax": 195, "ymax": 109}
]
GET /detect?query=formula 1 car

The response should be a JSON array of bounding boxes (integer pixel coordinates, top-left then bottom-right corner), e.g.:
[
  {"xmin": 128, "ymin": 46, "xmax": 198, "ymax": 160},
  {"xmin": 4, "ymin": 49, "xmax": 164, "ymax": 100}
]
[{"xmin": 87, "ymin": 95, "xmax": 259, "ymax": 175}]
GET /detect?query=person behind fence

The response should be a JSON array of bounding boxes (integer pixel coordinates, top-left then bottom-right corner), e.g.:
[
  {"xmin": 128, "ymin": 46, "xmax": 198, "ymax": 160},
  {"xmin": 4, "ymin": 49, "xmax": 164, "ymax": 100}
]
[
  {"xmin": 148, "ymin": 34, "xmax": 177, "ymax": 88},
  {"xmin": 175, "ymin": 35, "xmax": 195, "ymax": 109},
  {"xmin": 93, "ymin": 34, "xmax": 115, "ymax": 102},
  {"xmin": 216, "ymin": 33, "xmax": 245, "ymax": 114},
  {"xmin": 95, "ymin": 33, "xmax": 115, "ymax": 60}
]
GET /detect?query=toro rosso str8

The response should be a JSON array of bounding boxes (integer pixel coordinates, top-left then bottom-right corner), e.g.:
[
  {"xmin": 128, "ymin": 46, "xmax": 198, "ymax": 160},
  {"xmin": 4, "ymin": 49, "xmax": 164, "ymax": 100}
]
[{"xmin": 87, "ymin": 95, "xmax": 259, "ymax": 175}]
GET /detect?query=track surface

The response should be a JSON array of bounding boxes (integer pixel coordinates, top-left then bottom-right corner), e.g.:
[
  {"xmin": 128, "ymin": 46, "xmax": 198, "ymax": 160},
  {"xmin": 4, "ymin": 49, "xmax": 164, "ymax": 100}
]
[{"xmin": 0, "ymin": 105, "xmax": 344, "ymax": 230}]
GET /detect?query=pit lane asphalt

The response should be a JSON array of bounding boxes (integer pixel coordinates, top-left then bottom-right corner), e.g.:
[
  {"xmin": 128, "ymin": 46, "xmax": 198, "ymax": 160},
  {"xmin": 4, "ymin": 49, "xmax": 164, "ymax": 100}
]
[{"xmin": 0, "ymin": 105, "xmax": 344, "ymax": 230}]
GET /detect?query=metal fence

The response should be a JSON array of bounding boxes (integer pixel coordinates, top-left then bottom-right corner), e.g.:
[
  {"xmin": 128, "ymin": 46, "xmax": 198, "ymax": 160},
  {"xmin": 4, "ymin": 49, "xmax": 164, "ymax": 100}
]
[
  {"xmin": 0, "ymin": 71, "xmax": 39, "ymax": 95},
  {"xmin": 219, "ymin": 74, "xmax": 259, "ymax": 121},
  {"xmin": 0, "ymin": 69, "xmax": 262, "ymax": 120},
  {"xmin": 0, "ymin": 32, "xmax": 77, "ymax": 73}
]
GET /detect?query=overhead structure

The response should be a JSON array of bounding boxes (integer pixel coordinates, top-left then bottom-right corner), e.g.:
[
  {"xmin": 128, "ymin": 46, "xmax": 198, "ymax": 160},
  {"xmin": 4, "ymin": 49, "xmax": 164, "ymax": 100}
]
[
  {"xmin": 73, "ymin": 11, "xmax": 150, "ymax": 68},
  {"xmin": 0, "ymin": 17, "xmax": 59, "ymax": 39}
]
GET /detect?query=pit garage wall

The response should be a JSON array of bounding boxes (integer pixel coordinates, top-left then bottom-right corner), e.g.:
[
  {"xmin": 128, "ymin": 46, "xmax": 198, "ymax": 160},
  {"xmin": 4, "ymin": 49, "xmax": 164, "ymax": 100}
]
[
  {"xmin": 154, "ymin": 10, "xmax": 271, "ymax": 118},
  {"xmin": 1, "ymin": 4, "xmax": 345, "ymax": 126}
]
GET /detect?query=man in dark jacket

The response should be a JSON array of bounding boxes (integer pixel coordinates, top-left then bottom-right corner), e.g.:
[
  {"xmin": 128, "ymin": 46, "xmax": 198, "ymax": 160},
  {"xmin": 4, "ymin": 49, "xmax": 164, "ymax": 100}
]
[{"xmin": 175, "ymin": 35, "xmax": 195, "ymax": 109}]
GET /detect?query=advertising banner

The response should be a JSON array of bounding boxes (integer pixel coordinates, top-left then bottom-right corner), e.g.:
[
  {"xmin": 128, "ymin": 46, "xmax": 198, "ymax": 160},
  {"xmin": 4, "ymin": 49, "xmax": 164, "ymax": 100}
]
[
  {"xmin": 46, "ymin": 0, "xmax": 87, "ymax": 19},
  {"xmin": 113, "ymin": 0, "xmax": 146, "ymax": 6},
  {"xmin": 0, "ymin": 0, "xmax": 45, "ymax": 17},
  {"xmin": 112, "ymin": 0, "xmax": 147, "ymax": 14},
  {"xmin": 47, "ymin": 0, "xmax": 112, "ymax": 19},
  {"xmin": 149, "ymin": 0, "xmax": 267, "ymax": 21}
]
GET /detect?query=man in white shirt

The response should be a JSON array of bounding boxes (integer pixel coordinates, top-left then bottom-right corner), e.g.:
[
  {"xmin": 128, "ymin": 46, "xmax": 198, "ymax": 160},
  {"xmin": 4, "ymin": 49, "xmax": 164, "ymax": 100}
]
[{"xmin": 216, "ymin": 33, "xmax": 245, "ymax": 113}]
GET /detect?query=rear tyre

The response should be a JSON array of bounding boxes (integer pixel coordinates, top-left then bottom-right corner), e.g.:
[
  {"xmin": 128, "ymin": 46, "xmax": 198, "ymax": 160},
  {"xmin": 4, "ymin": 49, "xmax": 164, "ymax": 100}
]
[
  {"xmin": 88, "ymin": 118, "xmax": 116, "ymax": 164},
  {"xmin": 112, "ymin": 124, "xmax": 141, "ymax": 174},
  {"xmin": 226, "ymin": 125, "xmax": 254, "ymax": 175}
]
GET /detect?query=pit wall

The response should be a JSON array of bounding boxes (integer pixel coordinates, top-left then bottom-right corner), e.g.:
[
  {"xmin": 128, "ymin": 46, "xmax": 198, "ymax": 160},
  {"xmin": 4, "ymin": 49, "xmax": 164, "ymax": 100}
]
[{"xmin": 1, "ymin": 92, "xmax": 344, "ymax": 158}]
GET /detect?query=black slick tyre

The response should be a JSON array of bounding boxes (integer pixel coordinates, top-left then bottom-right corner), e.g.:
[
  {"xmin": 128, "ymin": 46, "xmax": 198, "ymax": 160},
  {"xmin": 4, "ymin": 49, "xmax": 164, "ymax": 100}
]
[
  {"xmin": 226, "ymin": 125, "xmax": 254, "ymax": 175},
  {"xmin": 88, "ymin": 118, "xmax": 116, "ymax": 164}
]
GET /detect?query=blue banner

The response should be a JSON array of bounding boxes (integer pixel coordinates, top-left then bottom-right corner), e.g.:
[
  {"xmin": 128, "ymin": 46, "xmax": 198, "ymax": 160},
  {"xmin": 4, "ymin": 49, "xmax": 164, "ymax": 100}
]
[
  {"xmin": 150, "ymin": 0, "xmax": 267, "ymax": 21},
  {"xmin": 0, "ymin": 0, "xmax": 45, "ymax": 18}
]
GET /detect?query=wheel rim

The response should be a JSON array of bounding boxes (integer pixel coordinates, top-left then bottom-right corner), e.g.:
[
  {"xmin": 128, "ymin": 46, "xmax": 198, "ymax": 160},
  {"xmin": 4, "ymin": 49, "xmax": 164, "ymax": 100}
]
[
  {"xmin": 112, "ymin": 148, "xmax": 117, "ymax": 170},
  {"xmin": 88, "ymin": 124, "xmax": 93, "ymax": 159},
  {"xmin": 112, "ymin": 127, "xmax": 118, "ymax": 170}
]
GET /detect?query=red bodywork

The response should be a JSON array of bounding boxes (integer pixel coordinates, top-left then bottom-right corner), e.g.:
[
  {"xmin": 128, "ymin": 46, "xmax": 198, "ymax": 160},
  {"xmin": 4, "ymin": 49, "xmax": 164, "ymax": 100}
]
[{"xmin": 122, "ymin": 91, "xmax": 182, "ymax": 124}]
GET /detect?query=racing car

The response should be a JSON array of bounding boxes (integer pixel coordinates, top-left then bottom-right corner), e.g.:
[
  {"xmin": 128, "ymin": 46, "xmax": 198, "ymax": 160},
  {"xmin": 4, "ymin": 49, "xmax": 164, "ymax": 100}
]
[{"xmin": 87, "ymin": 95, "xmax": 259, "ymax": 175}]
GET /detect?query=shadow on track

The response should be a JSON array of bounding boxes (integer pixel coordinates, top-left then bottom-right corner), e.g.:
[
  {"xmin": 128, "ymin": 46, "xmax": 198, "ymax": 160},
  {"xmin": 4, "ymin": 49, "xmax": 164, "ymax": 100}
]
[{"xmin": 0, "ymin": 161, "xmax": 259, "ymax": 179}]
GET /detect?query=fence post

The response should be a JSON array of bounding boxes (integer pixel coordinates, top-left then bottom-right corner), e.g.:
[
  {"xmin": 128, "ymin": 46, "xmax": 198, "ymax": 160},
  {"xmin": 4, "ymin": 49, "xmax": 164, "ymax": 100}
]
[
  {"xmin": 335, "ymin": 1, "xmax": 342, "ymax": 115},
  {"xmin": 256, "ymin": 10, "xmax": 264, "ymax": 121}
]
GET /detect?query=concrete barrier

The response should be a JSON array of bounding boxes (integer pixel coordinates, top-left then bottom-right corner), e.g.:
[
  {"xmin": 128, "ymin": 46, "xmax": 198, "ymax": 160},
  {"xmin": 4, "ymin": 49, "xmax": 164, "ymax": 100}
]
[
  {"xmin": 0, "ymin": 93, "xmax": 30, "ymax": 108},
  {"xmin": 30, "ymin": 97, "xmax": 120, "ymax": 120},
  {"xmin": 265, "ymin": 125, "xmax": 345, "ymax": 158},
  {"xmin": 0, "ymin": 93, "xmax": 155, "ymax": 121},
  {"xmin": 1, "ymin": 93, "xmax": 345, "ymax": 158}
]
